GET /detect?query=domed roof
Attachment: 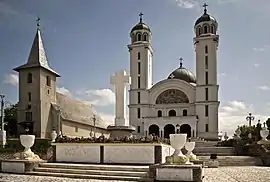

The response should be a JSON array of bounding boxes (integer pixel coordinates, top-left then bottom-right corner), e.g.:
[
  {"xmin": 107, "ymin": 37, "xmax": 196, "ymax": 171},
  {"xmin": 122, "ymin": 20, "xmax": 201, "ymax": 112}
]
[
  {"xmin": 130, "ymin": 13, "xmax": 151, "ymax": 33},
  {"xmin": 167, "ymin": 62, "xmax": 196, "ymax": 84},
  {"xmin": 194, "ymin": 4, "xmax": 218, "ymax": 27}
]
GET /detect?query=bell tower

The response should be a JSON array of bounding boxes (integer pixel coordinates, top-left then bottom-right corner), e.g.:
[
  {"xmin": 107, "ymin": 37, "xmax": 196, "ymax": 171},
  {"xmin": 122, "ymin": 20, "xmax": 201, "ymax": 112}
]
[{"xmin": 194, "ymin": 4, "xmax": 220, "ymax": 140}]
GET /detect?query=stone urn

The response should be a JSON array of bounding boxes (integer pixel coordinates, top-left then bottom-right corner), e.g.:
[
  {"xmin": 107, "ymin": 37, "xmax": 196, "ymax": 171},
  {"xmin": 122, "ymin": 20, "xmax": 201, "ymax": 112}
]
[
  {"xmin": 19, "ymin": 135, "xmax": 41, "ymax": 161},
  {"xmin": 165, "ymin": 134, "xmax": 188, "ymax": 164},
  {"xmin": 51, "ymin": 130, "xmax": 57, "ymax": 142},
  {"xmin": 260, "ymin": 123, "xmax": 269, "ymax": 141},
  {"xmin": 185, "ymin": 141, "xmax": 198, "ymax": 161}
]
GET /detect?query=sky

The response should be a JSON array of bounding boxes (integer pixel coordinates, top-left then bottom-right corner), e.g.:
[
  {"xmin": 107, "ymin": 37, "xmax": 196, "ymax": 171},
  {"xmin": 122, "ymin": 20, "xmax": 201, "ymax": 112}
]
[{"xmin": 1, "ymin": 0, "xmax": 270, "ymax": 137}]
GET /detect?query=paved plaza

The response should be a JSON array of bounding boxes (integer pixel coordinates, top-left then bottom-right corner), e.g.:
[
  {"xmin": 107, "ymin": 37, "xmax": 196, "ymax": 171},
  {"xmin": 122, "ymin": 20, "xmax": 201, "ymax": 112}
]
[{"xmin": 0, "ymin": 167, "xmax": 269, "ymax": 182}]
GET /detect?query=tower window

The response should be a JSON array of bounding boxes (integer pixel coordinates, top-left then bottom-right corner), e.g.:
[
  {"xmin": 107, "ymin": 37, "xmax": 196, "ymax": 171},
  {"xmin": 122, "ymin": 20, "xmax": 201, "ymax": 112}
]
[
  {"xmin": 138, "ymin": 76, "xmax": 140, "ymax": 88},
  {"xmin": 197, "ymin": 26, "xmax": 202, "ymax": 36},
  {"xmin": 143, "ymin": 33, "xmax": 147, "ymax": 41},
  {"xmin": 138, "ymin": 52, "xmax": 140, "ymax": 60},
  {"xmin": 137, "ymin": 108, "xmax": 141, "ymax": 118},
  {"xmin": 205, "ymin": 105, "xmax": 209, "ymax": 117},
  {"xmin": 183, "ymin": 109, "xmax": 187, "ymax": 116},
  {"xmin": 205, "ymin": 72, "xmax": 208, "ymax": 85},
  {"xmin": 138, "ymin": 62, "xmax": 141, "ymax": 74},
  {"xmin": 168, "ymin": 110, "xmax": 176, "ymax": 117},
  {"xmin": 205, "ymin": 124, "xmax": 209, "ymax": 132},
  {"xmin": 27, "ymin": 104, "xmax": 31, "ymax": 110},
  {"xmin": 46, "ymin": 76, "xmax": 51, "ymax": 86},
  {"xmin": 204, "ymin": 26, "xmax": 208, "ymax": 34},
  {"xmin": 205, "ymin": 56, "xmax": 208, "ymax": 69},
  {"xmin": 28, "ymin": 92, "xmax": 31, "ymax": 102},
  {"xmin": 25, "ymin": 112, "xmax": 32, "ymax": 121},
  {"xmin": 157, "ymin": 110, "xmax": 162, "ymax": 117},
  {"xmin": 211, "ymin": 25, "xmax": 214, "ymax": 34},
  {"xmin": 205, "ymin": 88, "xmax": 209, "ymax": 101},
  {"xmin": 205, "ymin": 46, "xmax": 208, "ymax": 54},
  {"xmin": 137, "ymin": 33, "xmax": 142, "ymax": 41},
  {"xmin": 137, "ymin": 92, "xmax": 140, "ymax": 104},
  {"xmin": 137, "ymin": 126, "xmax": 141, "ymax": 133},
  {"xmin": 131, "ymin": 34, "xmax": 136, "ymax": 43},
  {"xmin": 27, "ymin": 73, "xmax": 32, "ymax": 83}
]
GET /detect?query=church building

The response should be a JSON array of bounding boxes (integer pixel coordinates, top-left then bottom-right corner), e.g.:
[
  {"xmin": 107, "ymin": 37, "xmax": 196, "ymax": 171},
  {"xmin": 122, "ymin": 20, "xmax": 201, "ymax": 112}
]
[
  {"xmin": 13, "ymin": 20, "xmax": 109, "ymax": 139},
  {"xmin": 128, "ymin": 5, "xmax": 220, "ymax": 140}
]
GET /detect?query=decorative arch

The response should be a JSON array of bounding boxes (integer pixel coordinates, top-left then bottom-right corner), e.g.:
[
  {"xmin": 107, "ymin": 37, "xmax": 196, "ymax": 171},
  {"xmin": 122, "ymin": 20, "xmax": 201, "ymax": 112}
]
[
  {"xmin": 210, "ymin": 24, "xmax": 215, "ymax": 34},
  {"xmin": 164, "ymin": 124, "xmax": 175, "ymax": 139},
  {"xmin": 149, "ymin": 124, "xmax": 160, "ymax": 137},
  {"xmin": 156, "ymin": 89, "xmax": 189, "ymax": 104},
  {"xmin": 203, "ymin": 24, "xmax": 209, "ymax": 34},
  {"xmin": 196, "ymin": 26, "xmax": 202, "ymax": 36},
  {"xmin": 180, "ymin": 124, "xmax": 192, "ymax": 138}
]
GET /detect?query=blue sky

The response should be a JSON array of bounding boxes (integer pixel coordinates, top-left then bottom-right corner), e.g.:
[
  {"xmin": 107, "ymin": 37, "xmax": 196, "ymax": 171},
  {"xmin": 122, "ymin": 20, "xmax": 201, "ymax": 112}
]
[{"xmin": 1, "ymin": 0, "xmax": 270, "ymax": 136}]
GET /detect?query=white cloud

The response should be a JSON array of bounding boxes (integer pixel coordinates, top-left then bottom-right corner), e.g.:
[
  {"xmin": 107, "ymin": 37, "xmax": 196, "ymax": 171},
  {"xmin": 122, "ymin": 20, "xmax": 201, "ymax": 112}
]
[
  {"xmin": 257, "ymin": 85, "xmax": 270, "ymax": 91},
  {"xmin": 175, "ymin": 0, "xmax": 198, "ymax": 9},
  {"xmin": 82, "ymin": 89, "xmax": 115, "ymax": 106},
  {"xmin": 56, "ymin": 87, "xmax": 73, "ymax": 97},
  {"xmin": 254, "ymin": 63, "xmax": 259, "ymax": 68},
  {"xmin": 253, "ymin": 45, "xmax": 270, "ymax": 52},
  {"xmin": 3, "ymin": 74, "xmax": 18, "ymax": 86},
  {"xmin": 219, "ymin": 100, "xmax": 268, "ymax": 137}
]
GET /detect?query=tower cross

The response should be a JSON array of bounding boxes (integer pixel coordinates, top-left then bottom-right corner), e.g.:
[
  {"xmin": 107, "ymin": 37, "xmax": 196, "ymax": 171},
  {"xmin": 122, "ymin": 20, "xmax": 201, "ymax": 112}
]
[
  {"xmin": 203, "ymin": 3, "xmax": 208, "ymax": 14},
  {"xmin": 139, "ymin": 12, "xmax": 143, "ymax": 23},
  {"xmin": 179, "ymin": 57, "xmax": 183, "ymax": 68},
  {"xmin": 36, "ymin": 17, "xmax": 40, "ymax": 28}
]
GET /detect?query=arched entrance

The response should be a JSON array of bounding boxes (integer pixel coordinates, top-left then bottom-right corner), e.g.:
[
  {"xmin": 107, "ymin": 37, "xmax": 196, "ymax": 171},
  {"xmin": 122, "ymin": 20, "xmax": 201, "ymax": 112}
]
[
  {"xmin": 164, "ymin": 124, "xmax": 175, "ymax": 139},
  {"xmin": 180, "ymin": 124, "xmax": 192, "ymax": 138},
  {"xmin": 149, "ymin": 124, "xmax": 160, "ymax": 137}
]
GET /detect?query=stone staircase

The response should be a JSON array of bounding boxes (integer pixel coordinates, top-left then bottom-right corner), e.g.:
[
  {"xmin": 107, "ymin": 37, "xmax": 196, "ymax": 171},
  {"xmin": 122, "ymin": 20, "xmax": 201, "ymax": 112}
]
[
  {"xmin": 27, "ymin": 163, "xmax": 153, "ymax": 181},
  {"xmin": 194, "ymin": 141, "xmax": 263, "ymax": 166}
]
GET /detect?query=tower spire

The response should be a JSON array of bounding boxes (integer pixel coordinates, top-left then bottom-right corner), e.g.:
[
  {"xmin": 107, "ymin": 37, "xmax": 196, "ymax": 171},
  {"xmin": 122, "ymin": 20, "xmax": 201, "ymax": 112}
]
[
  {"xmin": 203, "ymin": 3, "xmax": 208, "ymax": 14},
  {"xmin": 179, "ymin": 57, "xmax": 183, "ymax": 68},
  {"xmin": 139, "ymin": 12, "xmax": 143, "ymax": 23}
]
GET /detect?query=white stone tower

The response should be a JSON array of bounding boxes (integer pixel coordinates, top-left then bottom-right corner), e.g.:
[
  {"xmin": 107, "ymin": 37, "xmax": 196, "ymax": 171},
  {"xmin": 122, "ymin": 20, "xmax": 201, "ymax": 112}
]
[
  {"xmin": 194, "ymin": 4, "xmax": 220, "ymax": 140},
  {"xmin": 127, "ymin": 13, "xmax": 153, "ymax": 134},
  {"xmin": 14, "ymin": 18, "xmax": 60, "ymax": 138}
]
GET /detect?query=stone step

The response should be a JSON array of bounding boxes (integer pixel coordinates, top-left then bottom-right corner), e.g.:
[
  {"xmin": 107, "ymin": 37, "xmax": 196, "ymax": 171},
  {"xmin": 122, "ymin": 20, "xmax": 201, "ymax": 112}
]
[
  {"xmin": 194, "ymin": 152, "xmax": 236, "ymax": 156},
  {"xmin": 39, "ymin": 163, "xmax": 149, "ymax": 172},
  {"xmin": 195, "ymin": 141, "xmax": 218, "ymax": 147},
  {"xmin": 34, "ymin": 167, "xmax": 148, "ymax": 177},
  {"xmin": 194, "ymin": 147, "xmax": 235, "ymax": 154},
  {"xmin": 27, "ymin": 171, "xmax": 153, "ymax": 181}
]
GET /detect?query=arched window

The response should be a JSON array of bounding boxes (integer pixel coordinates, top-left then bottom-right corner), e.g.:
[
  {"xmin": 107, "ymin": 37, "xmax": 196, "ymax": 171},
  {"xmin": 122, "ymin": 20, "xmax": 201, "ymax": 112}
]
[
  {"xmin": 205, "ymin": 45, "xmax": 208, "ymax": 54},
  {"xmin": 211, "ymin": 25, "xmax": 214, "ymax": 34},
  {"xmin": 143, "ymin": 33, "xmax": 147, "ymax": 41},
  {"xmin": 183, "ymin": 109, "xmax": 187, "ymax": 116},
  {"xmin": 27, "ymin": 73, "xmax": 32, "ymax": 83},
  {"xmin": 168, "ymin": 110, "xmax": 176, "ymax": 117},
  {"xmin": 131, "ymin": 34, "xmax": 136, "ymax": 43},
  {"xmin": 196, "ymin": 27, "xmax": 202, "ymax": 36},
  {"xmin": 204, "ymin": 26, "xmax": 208, "ymax": 34},
  {"xmin": 157, "ymin": 110, "xmax": 162, "ymax": 117},
  {"xmin": 137, "ymin": 33, "xmax": 142, "ymax": 41}
]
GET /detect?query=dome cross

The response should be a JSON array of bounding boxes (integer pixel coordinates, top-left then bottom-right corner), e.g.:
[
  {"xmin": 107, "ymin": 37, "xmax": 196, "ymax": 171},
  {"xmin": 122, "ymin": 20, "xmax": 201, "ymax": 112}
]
[
  {"xmin": 139, "ymin": 12, "xmax": 143, "ymax": 23},
  {"xmin": 203, "ymin": 3, "xmax": 208, "ymax": 14},
  {"xmin": 179, "ymin": 57, "xmax": 183, "ymax": 68}
]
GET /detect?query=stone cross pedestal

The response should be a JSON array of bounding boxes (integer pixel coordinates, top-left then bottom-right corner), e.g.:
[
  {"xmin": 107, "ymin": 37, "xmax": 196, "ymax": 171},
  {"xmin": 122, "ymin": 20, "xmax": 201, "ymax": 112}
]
[{"xmin": 108, "ymin": 70, "xmax": 135, "ymax": 138}]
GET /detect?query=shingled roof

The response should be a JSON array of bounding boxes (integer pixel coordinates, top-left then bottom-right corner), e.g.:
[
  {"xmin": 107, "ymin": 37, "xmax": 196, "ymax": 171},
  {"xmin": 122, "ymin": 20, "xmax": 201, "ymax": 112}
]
[{"xmin": 52, "ymin": 92, "xmax": 109, "ymax": 129}]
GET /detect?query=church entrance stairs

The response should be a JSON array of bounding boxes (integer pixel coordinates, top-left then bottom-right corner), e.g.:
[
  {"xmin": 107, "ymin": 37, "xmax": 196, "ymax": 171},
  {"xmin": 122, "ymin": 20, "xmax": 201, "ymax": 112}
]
[
  {"xmin": 197, "ymin": 156, "xmax": 263, "ymax": 166},
  {"xmin": 27, "ymin": 163, "xmax": 153, "ymax": 181}
]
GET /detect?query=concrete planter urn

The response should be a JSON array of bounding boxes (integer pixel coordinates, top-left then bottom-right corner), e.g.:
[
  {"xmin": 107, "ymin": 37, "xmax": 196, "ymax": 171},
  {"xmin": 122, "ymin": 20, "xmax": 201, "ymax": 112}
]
[
  {"xmin": 165, "ymin": 134, "xmax": 188, "ymax": 164},
  {"xmin": 260, "ymin": 123, "xmax": 269, "ymax": 141},
  {"xmin": 51, "ymin": 130, "xmax": 57, "ymax": 142},
  {"xmin": 19, "ymin": 135, "xmax": 41, "ymax": 161},
  {"xmin": 185, "ymin": 141, "xmax": 198, "ymax": 161}
]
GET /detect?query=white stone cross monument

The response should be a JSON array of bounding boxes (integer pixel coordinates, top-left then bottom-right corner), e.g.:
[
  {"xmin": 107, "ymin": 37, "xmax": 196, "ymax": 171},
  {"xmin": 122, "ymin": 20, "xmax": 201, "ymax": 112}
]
[{"xmin": 110, "ymin": 70, "xmax": 131, "ymax": 126}]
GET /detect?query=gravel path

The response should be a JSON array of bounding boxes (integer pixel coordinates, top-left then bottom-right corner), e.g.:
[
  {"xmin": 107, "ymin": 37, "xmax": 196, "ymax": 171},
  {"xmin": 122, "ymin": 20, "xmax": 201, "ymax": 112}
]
[{"xmin": 0, "ymin": 166, "xmax": 269, "ymax": 182}]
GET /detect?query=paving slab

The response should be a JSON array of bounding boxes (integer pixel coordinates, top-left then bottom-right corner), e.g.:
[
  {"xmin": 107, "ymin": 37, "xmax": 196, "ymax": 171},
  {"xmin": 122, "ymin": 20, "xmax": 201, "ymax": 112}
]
[{"xmin": 0, "ymin": 166, "xmax": 269, "ymax": 182}]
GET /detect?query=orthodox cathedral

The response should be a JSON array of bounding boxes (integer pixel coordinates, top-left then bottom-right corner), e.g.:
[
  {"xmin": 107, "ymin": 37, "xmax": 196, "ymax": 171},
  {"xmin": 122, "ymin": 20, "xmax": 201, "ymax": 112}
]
[{"xmin": 128, "ymin": 5, "xmax": 220, "ymax": 140}]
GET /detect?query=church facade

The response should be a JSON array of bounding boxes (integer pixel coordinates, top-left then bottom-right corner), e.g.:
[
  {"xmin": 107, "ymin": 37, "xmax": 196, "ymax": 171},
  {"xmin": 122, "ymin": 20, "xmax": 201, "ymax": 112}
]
[{"xmin": 128, "ymin": 7, "xmax": 220, "ymax": 140}]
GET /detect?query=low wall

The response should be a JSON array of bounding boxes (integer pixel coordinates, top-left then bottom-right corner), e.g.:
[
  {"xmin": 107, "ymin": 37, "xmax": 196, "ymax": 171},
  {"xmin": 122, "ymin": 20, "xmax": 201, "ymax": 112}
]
[{"xmin": 52, "ymin": 143, "xmax": 174, "ymax": 164}]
